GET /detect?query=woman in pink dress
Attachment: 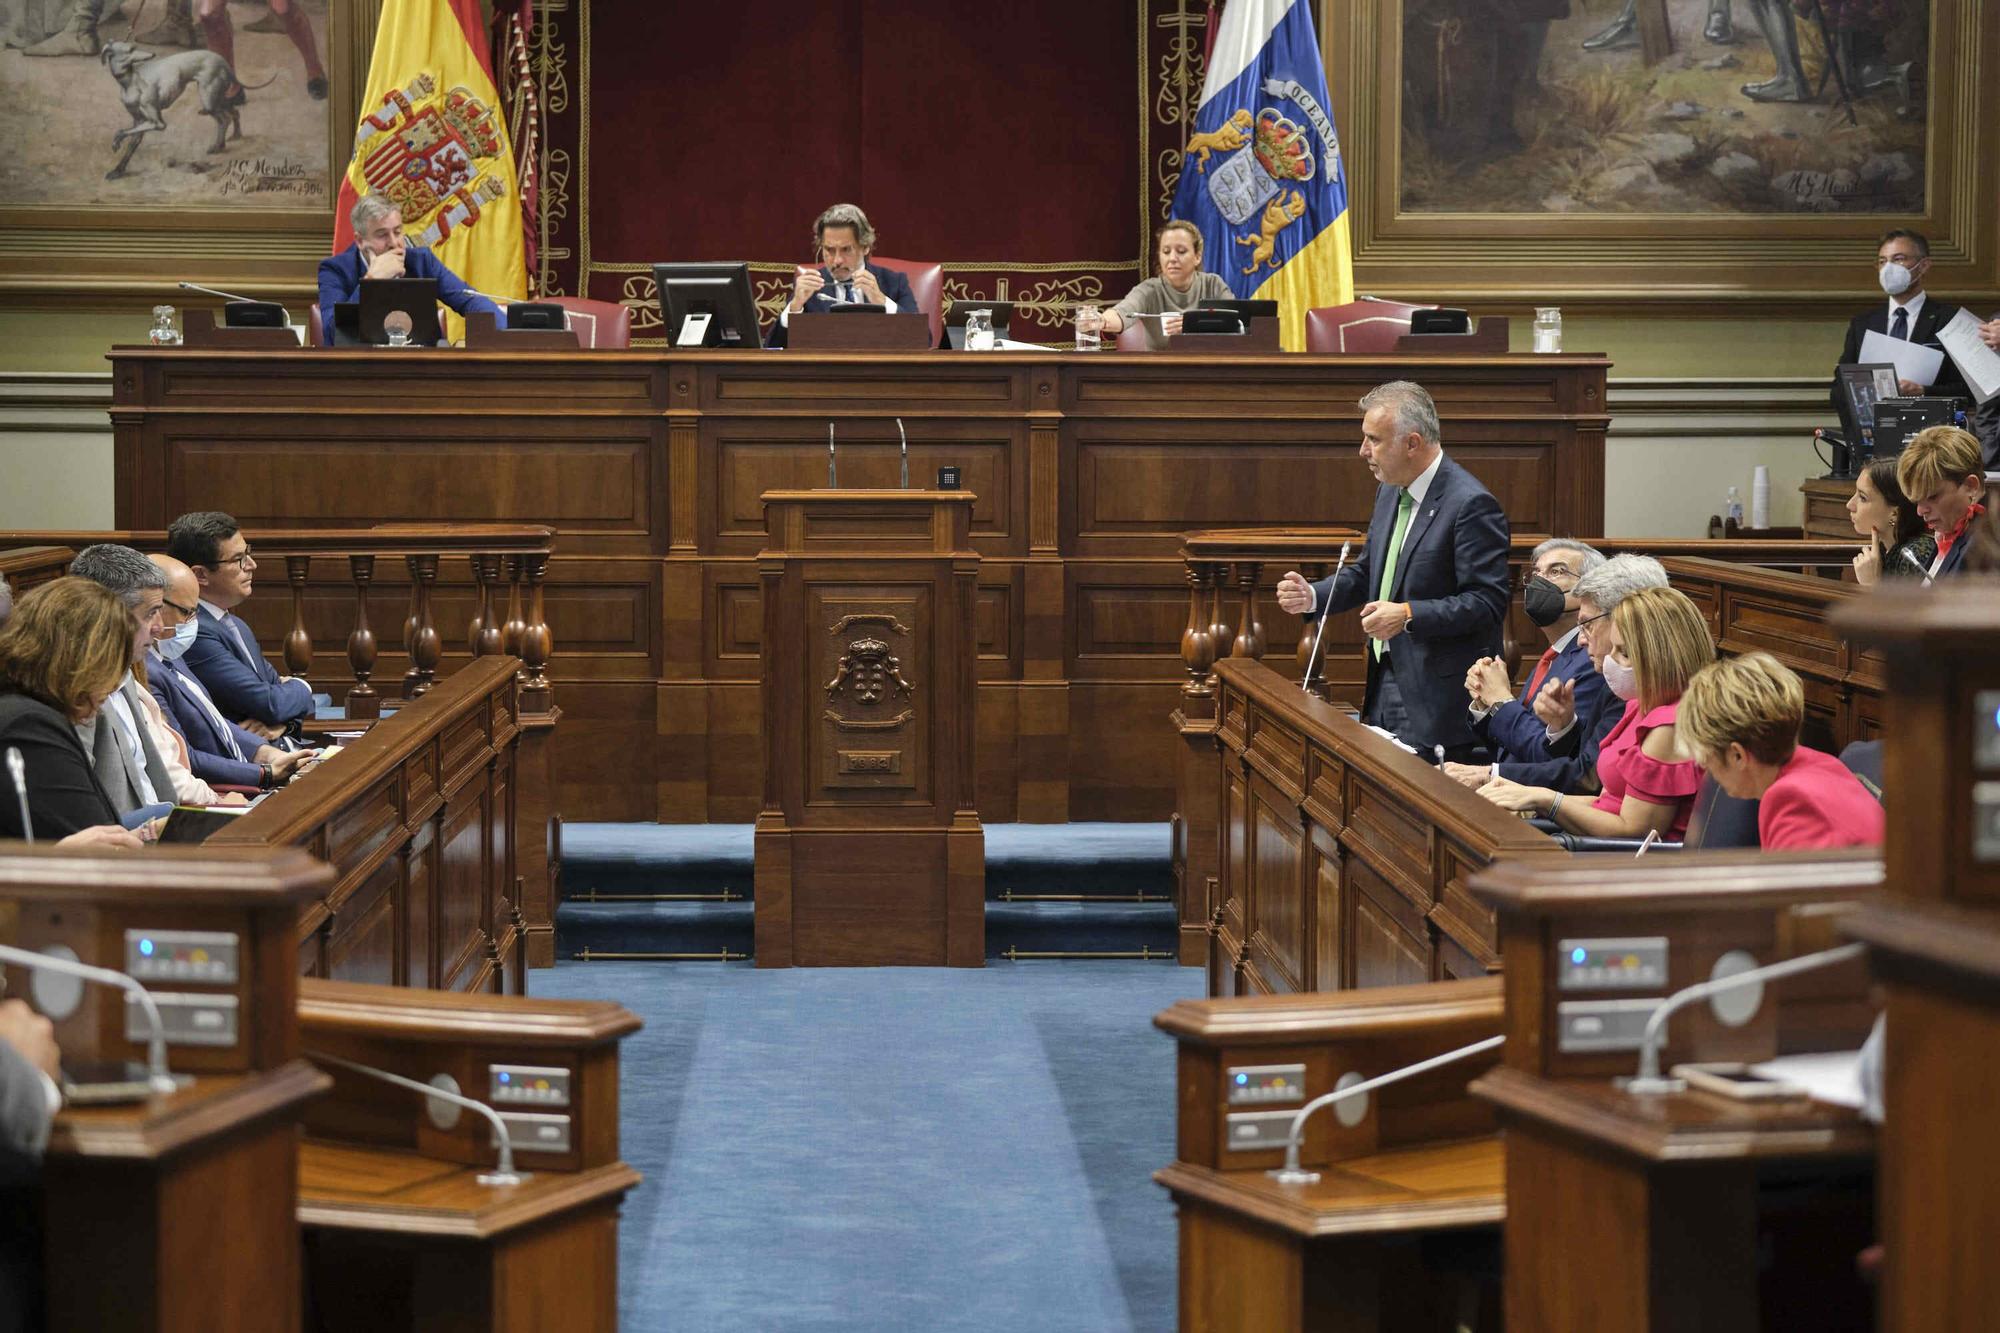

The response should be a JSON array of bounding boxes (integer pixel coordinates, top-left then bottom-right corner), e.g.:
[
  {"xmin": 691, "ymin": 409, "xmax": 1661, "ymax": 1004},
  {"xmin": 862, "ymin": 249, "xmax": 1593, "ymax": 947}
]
[
  {"xmin": 1676, "ymin": 652, "xmax": 1884, "ymax": 850},
  {"xmin": 1477, "ymin": 585, "xmax": 1713, "ymax": 839}
]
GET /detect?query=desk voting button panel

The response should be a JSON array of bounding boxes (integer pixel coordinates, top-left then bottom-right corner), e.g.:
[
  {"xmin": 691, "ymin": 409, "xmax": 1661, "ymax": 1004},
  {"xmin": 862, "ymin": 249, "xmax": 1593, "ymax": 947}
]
[
  {"xmin": 1226, "ymin": 1063, "xmax": 1307, "ymax": 1105},
  {"xmin": 1557, "ymin": 937, "xmax": 1667, "ymax": 990},
  {"xmin": 125, "ymin": 929, "xmax": 240, "ymax": 984},
  {"xmin": 489, "ymin": 1063, "xmax": 571, "ymax": 1108}
]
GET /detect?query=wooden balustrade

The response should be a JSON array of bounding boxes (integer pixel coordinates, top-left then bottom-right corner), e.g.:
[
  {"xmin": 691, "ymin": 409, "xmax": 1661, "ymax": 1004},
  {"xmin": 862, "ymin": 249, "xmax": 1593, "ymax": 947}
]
[{"xmin": 0, "ymin": 543, "xmax": 76, "ymax": 596}]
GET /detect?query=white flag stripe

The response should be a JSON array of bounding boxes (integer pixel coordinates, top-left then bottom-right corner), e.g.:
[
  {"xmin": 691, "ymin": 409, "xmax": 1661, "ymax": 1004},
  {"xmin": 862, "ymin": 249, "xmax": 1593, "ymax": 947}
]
[{"xmin": 1200, "ymin": 0, "xmax": 1295, "ymax": 108}]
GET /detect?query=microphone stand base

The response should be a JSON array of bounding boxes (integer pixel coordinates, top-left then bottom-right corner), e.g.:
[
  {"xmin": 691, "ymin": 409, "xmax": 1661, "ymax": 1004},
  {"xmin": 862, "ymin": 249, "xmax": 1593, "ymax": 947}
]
[
  {"xmin": 148, "ymin": 1073, "xmax": 194, "ymax": 1096},
  {"xmin": 1615, "ymin": 1074, "xmax": 1686, "ymax": 1095},
  {"xmin": 477, "ymin": 1169, "xmax": 531, "ymax": 1187},
  {"xmin": 1265, "ymin": 1167, "xmax": 1321, "ymax": 1186}
]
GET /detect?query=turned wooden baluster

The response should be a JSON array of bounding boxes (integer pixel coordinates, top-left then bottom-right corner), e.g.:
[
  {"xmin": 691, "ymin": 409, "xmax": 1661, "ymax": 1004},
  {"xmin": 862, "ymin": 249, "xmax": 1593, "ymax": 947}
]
[
  {"xmin": 345, "ymin": 554, "xmax": 380, "ymax": 720},
  {"xmin": 517, "ymin": 551, "xmax": 553, "ymax": 713},
  {"xmin": 1179, "ymin": 560, "xmax": 1220, "ymax": 698},
  {"xmin": 402, "ymin": 553, "xmax": 441, "ymax": 698},
  {"xmin": 1230, "ymin": 559, "xmax": 1264, "ymax": 660},
  {"xmin": 469, "ymin": 552, "xmax": 505, "ymax": 657},
  {"xmin": 501, "ymin": 554, "xmax": 527, "ymax": 656},
  {"xmin": 283, "ymin": 555, "xmax": 313, "ymax": 677}
]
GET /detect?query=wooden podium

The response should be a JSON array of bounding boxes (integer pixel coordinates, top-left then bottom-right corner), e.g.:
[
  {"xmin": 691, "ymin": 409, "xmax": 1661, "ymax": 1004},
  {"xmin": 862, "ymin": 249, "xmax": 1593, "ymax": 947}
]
[{"xmin": 753, "ymin": 489, "xmax": 984, "ymax": 967}]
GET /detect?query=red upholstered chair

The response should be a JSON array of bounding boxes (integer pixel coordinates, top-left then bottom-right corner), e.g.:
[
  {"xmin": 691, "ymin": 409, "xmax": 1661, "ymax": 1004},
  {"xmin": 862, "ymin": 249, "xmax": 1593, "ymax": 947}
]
[
  {"xmin": 1304, "ymin": 300, "xmax": 1427, "ymax": 354},
  {"xmin": 308, "ymin": 303, "xmax": 325, "ymax": 347},
  {"xmin": 869, "ymin": 256, "xmax": 943, "ymax": 347},
  {"xmin": 548, "ymin": 296, "xmax": 633, "ymax": 349},
  {"xmin": 1115, "ymin": 321, "xmax": 1152, "ymax": 352}
]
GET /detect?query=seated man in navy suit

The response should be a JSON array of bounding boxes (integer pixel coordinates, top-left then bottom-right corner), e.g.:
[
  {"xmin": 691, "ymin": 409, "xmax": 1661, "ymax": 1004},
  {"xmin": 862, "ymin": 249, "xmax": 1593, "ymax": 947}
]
[
  {"xmin": 1275, "ymin": 380, "xmax": 1511, "ymax": 760},
  {"xmin": 316, "ymin": 191, "xmax": 502, "ymax": 346},
  {"xmin": 145, "ymin": 554, "xmax": 316, "ymax": 792},
  {"xmin": 166, "ymin": 511, "xmax": 316, "ymax": 742},
  {"xmin": 765, "ymin": 202, "xmax": 921, "ymax": 350},
  {"xmin": 1444, "ymin": 538, "xmax": 1606, "ymax": 787}
]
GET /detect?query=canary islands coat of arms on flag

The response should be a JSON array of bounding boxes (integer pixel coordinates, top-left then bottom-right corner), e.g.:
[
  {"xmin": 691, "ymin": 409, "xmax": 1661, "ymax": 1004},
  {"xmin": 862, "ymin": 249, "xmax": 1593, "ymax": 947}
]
[
  {"xmin": 352, "ymin": 74, "xmax": 511, "ymax": 251},
  {"xmin": 1171, "ymin": 0, "xmax": 1353, "ymax": 350}
]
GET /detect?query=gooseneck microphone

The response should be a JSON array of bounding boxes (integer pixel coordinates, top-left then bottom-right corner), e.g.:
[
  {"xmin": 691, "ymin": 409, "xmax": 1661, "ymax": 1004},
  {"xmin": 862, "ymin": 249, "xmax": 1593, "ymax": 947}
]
[
  {"xmin": 5, "ymin": 746, "xmax": 31, "ymax": 843},
  {"xmin": 0, "ymin": 943, "xmax": 183, "ymax": 1095},
  {"xmin": 1267, "ymin": 1034, "xmax": 1505, "ymax": 1185},
  {"xmin": 827, "ymin": 422, "xmax": 837, "ymax": 487},
  {"xmin": 176, "ymin": 280, "xmax": 293, "ymax": 326},
  {"xmin": 1620, "ymin": 941, "xmax": 1866, "ymax": 1093},
  {"xmin": 897, "ymin": 418, "xmax": 909, "ymax": 489},
  {"xmin": 1299, "ymin": 542, "xmax": 1352, "ymax": 694},
  {"xmin": 308, "ymin": 1050, "xmax": 529, "ymax": 1185}
]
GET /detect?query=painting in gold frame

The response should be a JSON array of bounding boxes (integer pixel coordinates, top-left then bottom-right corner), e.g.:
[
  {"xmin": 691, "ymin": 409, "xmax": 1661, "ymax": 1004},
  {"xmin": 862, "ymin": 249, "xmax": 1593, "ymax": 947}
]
[{"xmin": 1322, "ymin": 0, "xmax": 2000, "ymax": 307}]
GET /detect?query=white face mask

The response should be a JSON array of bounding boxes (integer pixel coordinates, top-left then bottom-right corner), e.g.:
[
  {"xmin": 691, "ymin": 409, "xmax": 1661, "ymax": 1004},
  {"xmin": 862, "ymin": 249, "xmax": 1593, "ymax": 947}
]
[
  {"xmin": 1602, "ymin": 654, "xmax": 1638, "ymax": 701},
  {"xmin": 1878, "ymin": 262, "xmax": 1915, "ymax": 297},
  {"xmin": 156, "ymin": 615, "xmax": 198, "ymax": 662}
]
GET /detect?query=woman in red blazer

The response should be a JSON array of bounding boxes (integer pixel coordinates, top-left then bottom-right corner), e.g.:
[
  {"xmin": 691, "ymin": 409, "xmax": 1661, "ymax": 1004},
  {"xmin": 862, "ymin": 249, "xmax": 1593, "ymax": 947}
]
[{"xmin": 1678, "ymin": 652, "xmax": 1885, "ymax": 850}]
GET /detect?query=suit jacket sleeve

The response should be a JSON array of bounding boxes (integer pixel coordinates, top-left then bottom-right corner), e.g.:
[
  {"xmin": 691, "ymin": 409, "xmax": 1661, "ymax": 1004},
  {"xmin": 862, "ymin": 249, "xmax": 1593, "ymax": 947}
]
[
  {"xmin": 184, "ymin": 622, "xmax": 313, "ymax": 725},
  {"xmin": 0, "ymin": 1038, "xmax": 53, "ymax": 1184},
  {"xmin": 1405, "ymin": 488, "xmax": 1509, "ymax": 637},
  {"xmin": 0, "ymin": 708, "xmax": 118, "ymax": 839},
  {"xmin": 1489, "ymin": 653, "xmax": 1603, "ymax": 765},
  {"xmin": 317, "ymin": 251, "xmax": 357, "ymax": 346}
]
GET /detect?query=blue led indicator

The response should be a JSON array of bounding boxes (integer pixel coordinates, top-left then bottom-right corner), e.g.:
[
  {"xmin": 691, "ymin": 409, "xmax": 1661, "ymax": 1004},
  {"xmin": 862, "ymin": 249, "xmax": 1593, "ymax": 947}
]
[
  {"xmin": 1570, "ymin": 947, "xmax": 1587, "ymax": 964},
  {"xmin": 139, "ymin": 939, "xmax": 155, "ymax": 957},
  {"xmin": 499, "ymin": 1072, "xmax": 511, "ymax": 1084},
  {"xmin": 1234, "ymin": 1073, "xmax": 1248, "ymax": 1085}
]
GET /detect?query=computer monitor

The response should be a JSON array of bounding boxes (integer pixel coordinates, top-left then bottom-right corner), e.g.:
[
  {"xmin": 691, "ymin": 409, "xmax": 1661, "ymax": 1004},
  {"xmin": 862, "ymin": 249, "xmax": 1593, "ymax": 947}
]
[
  {"xmin": 356, "ymin": 278, "xmax": 444, "ymax": 345},
  {"xmin": 1205, "ymin": 298, "xmax": 1278, "ymax": 323},
  {"xmin": 1834, "ymin": 363, "xmax": 1899, "ymax": 460},
  {"xmin": 653, "ymin": 262, "xmax": 763, "ymax": 349}
]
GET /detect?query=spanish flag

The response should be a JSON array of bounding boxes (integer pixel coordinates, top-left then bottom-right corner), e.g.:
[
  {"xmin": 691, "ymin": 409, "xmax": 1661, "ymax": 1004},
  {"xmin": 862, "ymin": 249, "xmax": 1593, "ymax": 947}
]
[{"xmin": 333, "ymin": 0, "xmax": 527, "ymax": 320}]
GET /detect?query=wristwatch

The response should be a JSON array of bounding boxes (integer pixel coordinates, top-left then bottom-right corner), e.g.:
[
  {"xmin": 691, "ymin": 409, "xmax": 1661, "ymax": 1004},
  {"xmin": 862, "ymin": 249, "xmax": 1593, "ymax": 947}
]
[{"xmin": 259, "ymin": 763, "xmax": 275, "ymax": 789}]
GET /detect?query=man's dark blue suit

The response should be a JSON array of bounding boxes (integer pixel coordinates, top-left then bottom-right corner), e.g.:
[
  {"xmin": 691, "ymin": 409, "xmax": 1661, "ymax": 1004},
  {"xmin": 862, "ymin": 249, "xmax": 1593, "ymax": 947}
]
[
  {"xmin": 1305, "ymin": 454, "xmax": 1510, "ymax": 755},
  {"xmin": 184, "ymin": 607, "xmax": 314, "ymax": 728},
  {"xmin": 764, "ymin": 262, "xmax": 922, "ymax": 350},
  {"xmin": 146, "ymin": 651, "xmax": 268, "ymax": 789},
  {"xmin": 1481, "ymin": 633, "xmax": 1606, "ymax": 786},
  {"xmin": 316, "ymin": 242, "xmax": 501, "ymax": 346}
]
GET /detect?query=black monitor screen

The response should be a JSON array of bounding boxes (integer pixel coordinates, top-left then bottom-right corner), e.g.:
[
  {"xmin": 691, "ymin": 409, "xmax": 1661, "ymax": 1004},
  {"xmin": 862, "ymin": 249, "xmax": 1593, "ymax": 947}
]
[
  {"xmin": 1836, "ymin": 363, "xmax": 1898, "ymax": 450},
  {"xmin": 653, "ymin": 262, "xmax": 763, "ymax": 349}
]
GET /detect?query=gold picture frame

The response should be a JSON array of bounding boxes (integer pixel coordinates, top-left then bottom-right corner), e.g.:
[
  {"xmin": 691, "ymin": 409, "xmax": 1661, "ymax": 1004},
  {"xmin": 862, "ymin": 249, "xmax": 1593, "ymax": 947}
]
[
  {"xmin": 0, "ymin": 0, "xmax": 380, "ymax": 303},
  {"xmin": 1323, "ymin": 0, "xmax": 2000, "ymax": 311}
]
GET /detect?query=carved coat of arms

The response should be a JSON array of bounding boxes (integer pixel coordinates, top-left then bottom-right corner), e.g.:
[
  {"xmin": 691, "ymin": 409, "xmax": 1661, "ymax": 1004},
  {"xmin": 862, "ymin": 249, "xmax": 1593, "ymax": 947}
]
[{"xmin": 824, "ymin": 637, "xmax": 913, "ymax": 706}]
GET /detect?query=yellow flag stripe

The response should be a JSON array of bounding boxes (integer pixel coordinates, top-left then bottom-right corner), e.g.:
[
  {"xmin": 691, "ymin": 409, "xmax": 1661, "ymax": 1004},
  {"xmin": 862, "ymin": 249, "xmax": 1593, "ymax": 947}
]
[{"xmin": 1252, "ymin": 213, "xmax": 1355, "ymax": 353}]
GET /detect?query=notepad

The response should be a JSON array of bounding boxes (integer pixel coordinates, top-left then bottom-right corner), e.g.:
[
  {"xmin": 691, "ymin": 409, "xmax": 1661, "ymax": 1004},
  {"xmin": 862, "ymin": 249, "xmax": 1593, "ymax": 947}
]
[{"xmin": 1937, "ymin": 308, "xmax": 2000, "ymax": 404}]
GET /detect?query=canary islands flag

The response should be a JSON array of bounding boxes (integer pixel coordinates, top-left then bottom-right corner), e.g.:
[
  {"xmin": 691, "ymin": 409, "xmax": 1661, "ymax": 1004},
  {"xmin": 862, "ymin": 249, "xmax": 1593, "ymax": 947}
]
[
  {"xmin": 1170, "ymin": 0, "xmax": 1352, "ymax": 351},
  {"xmin": 333, "ymin": 0, "xmax": 527, "ymax": 321}
]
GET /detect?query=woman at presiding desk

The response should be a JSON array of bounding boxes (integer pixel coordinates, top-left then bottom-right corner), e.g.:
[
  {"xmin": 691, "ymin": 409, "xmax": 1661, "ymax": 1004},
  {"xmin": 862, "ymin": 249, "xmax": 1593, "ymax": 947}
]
[
  {"xmin": 1091, "ymin": 218, "xmax": 1234, "ymax": 348},
  {"xmin": 1475, "ymin": 585, "xmax": 1714, "ymax": 840},
  {"xmin": 0, "ymin": 577, "xmax": 148, "ymax": 850},
  {"xmin": 1677, "ymin": 652, "xmax": 1885, "ymax": 851}
]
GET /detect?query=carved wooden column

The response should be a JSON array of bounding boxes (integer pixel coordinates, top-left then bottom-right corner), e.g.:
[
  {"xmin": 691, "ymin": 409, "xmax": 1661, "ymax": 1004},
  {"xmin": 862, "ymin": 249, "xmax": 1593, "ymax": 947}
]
[
  {"xmin": 344, "ymin": 554, "xmax": 380, "ymax": 720},
  {"xmin": 516, "ymin": 551, "xmax": 553, "ymax": 714},
  {"xmin": 402, "ymin": 553, "xmax": 440, "ymax": 698},
  {"xmin": 1230, "ymin": 559, "xmax": 1264, "ymax": 661},
  {"xmin": 283, "ymin": 554, "xmax": 313, "ymax": 677},
  {"xmin": 508, "ymin": 546, "xmax": 560, "ymax": 968},
  {"xmin": 1173, "ymin": 556, "xmax": 1226, "ymax": 970},
  {"xmin": 753, "ymin": 489, "xmax": 983, "ymax": 968},
  {"xmin": 501, "ymin": 554, "xmax": 527, "ymax": 656},
  {"xmin": 469, "ymin": 552, "xmax": 505, "ymax": 657}
]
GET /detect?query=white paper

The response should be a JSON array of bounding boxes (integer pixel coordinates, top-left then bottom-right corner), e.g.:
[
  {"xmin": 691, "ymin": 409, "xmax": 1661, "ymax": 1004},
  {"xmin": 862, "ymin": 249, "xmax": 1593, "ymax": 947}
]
[
  {"xmin": 1937, "ymin": 308, "xmax": 2000, "ymax": 404},
  {"xmin": 1748, "ymin": 1050, "xmax": 1864, "ymax": 1109},
  {"xmin": 1859, "ymin": 329, "xmax": 1945, "ymax": 388}
]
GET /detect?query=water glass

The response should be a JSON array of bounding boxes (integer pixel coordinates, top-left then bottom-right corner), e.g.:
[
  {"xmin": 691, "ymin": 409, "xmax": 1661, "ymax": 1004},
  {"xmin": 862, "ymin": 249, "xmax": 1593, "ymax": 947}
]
[
  {"xmin": 1074, "ymin": 303, "xmax": 1102, "ymax": 351},
  {"xmin": 148, "ymin": 304, "xmax": 180, "ymax": 346},
  {"xmin": 963, "ymin": 309, "xmax": 994, "ymax": 352},
  {"xmin": 1532, "ymin": 306, "xmax": 1563, "ymax": 354}
]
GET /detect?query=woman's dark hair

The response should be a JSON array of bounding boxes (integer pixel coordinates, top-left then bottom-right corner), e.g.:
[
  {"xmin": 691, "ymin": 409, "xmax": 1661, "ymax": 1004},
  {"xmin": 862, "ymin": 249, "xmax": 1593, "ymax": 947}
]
[{"xmin": 1862, "ymin": 456, "xmax": 1925, "ymax": 549}]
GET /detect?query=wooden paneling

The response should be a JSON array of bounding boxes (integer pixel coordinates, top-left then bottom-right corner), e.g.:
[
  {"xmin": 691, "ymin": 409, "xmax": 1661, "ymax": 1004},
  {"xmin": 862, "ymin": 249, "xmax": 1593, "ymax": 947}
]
[{"xmin": 109, "ymin": 346, "xmax": 1608, "ymax": 823}]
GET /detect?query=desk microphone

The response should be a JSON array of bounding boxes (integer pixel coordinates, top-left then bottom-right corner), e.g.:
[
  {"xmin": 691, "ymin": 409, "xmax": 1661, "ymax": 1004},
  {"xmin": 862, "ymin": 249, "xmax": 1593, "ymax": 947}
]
[
  {"xmin": 896, "ymin": 418, "xmax": 909, "ymax": 489},
  {"xmin": 5, "ymin": 746, "xmax": 31, "ymax": 843},
  {"xmin": 1299, "ymin": 542, "xmax": 1352, "ymax": 693},
  {"xmin": 307, "ymin": 1050, "xmax": 528, "ymax": 1185},
  {"xmin": 176, "ymin": 280, "xmax": 293, "ymax": 326},
  {"xmin": 1619, "ymin": 941, "xmax": 1867, "ymax": 1094},
  {"xmin": 1267, "ymin": 1034, "xmax": 1505, "ymax": 1185},
  {"xmin": 1634, "ymin": 829, "xmax": 1660, "ymax": 858},
  {"xmin": 0, "ymin": 942, "xmax": 184, "ymax": 1095},
  {"xmin": 827, "ymin": 422, "xmax": 837, "ymax": 487}
]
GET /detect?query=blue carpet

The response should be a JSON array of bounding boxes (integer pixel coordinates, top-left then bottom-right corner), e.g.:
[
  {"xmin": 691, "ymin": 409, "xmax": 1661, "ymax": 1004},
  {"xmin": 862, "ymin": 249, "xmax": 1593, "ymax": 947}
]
[{"xmin": 533, "ymin": 960, "xmax": 1200, "ymax": 1332}]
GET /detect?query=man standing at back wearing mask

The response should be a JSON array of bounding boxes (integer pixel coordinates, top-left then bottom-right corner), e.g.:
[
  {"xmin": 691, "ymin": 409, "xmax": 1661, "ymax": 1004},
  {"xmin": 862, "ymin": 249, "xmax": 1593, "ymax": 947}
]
[
  {"xmin": 1443, "ymin": 540, "xmax": 1606, "ymax": 788},
  {"xmin": 1832, "ymin": 228, "xmax": 1971, "ymax": 407}
]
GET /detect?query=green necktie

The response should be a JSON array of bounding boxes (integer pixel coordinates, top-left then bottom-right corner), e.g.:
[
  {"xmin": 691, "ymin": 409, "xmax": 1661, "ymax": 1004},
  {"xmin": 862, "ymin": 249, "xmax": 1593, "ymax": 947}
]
[{"xmin": 1373, "ymin": 489, "xmax": 1415, "ymax": 661}]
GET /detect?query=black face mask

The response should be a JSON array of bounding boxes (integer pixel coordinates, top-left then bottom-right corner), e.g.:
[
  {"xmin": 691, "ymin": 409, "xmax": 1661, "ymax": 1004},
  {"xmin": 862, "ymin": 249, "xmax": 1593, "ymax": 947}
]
[{"xmin": 1523, "ymin": 576, "xmax": 1570, "ymax": 627}]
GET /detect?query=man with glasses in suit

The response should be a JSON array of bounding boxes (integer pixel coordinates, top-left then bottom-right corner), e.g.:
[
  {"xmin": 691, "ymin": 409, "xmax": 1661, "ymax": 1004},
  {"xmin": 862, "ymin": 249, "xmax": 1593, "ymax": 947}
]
[
  {"xmin": 166, "ymin": 510, "xmax": 314, "ymax": 743},
  {"xmin": 765, "ymin": 202, "xmax": 922, "ymax": 350}
]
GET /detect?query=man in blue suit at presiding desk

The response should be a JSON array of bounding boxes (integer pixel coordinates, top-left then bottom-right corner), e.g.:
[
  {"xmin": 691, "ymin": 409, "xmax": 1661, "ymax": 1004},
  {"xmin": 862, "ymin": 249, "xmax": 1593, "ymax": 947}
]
[
  {"xmin": 765, "ymin": 202, "xmax": 921, "ymax": 350},
  {"xmin": 1276, "ymin": 381, "xmax": 1512, "ymax": 762},
  {"xmin": 317, "ymin": 190, "xmax": 502, "ymax": 347}
]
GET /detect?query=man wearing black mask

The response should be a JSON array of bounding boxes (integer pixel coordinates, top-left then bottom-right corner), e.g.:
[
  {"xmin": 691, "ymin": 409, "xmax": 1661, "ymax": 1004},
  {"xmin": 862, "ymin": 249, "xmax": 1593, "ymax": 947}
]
[{"xmin": 1444, "ymin": 539, "xmax": 1605, "ymax": 787}]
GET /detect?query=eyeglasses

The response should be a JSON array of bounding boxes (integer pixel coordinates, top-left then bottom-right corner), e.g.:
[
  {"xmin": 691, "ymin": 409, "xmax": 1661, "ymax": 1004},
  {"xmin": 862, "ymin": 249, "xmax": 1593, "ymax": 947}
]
[
  {"xmin": 163, "ymin": 597, "xmax": 196, "ymax": 617},
  {"xmin": 1576, "ymin": 609, "xmax": 1610, "ymax": 639},
  {"xmin": 217, "ymin": 546, "xmax": 254, "ymax": 570}
]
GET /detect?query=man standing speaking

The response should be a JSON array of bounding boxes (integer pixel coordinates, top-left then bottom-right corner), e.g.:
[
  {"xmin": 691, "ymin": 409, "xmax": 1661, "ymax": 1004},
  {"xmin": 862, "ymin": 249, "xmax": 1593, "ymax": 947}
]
[{"xmin": 1277, "ymin": 381, "xmax": 1510, "ymax": 759}]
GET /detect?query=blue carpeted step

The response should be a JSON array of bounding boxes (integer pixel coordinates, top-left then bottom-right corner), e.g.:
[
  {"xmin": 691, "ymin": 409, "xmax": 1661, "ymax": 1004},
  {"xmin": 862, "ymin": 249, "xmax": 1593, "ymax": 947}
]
[
  {"xmin": 557, "ymin": 898, "xmax": 754, "ymax": 960},
  {"xmin": 561, "ymin": 822, "xmax": 755, "ymax": 899},
  {"xmin": 984, "ymin": 899, "xmax": 1178, "ymax": 959},
  {"xmin": 985, "ymin": 822, "xmax": 1171, "ymax": 900}
]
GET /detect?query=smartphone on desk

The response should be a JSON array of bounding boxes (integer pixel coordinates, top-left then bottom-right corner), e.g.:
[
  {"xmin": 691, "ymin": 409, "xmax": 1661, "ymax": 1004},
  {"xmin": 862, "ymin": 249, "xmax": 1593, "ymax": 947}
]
[
  {"xmin": 60, "ymin": 1059, "xmax": 157, "ymax": 1105},
  {"xmin": 1672, "ymin": 1062, "xmax": 1809, "ymax": 1101}
]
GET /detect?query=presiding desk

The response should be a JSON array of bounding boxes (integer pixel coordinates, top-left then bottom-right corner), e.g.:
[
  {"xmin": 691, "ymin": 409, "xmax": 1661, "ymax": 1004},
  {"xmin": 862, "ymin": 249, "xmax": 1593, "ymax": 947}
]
[{"xmin": 106, "ymin": 345, "xmax": 1609, "ymax": 825}]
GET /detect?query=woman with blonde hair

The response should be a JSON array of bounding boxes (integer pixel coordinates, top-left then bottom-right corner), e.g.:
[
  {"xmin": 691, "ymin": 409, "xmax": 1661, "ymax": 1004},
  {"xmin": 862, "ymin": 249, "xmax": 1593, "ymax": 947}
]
[
  {"xmin": 1677, "ymin": 652, "xmax": 1883, "ymax": 850},
  {"xmin": 1093, "ymin": 220, "xmax": 1235, "ymax": 347},
  {"xmin": 0, "ymin": 577, "xmax": 148, "ymax": 846},
  {"xmin": 1895, "ymin": 424, "xmax": 1987, "ymax": 580},
  {"xmin": 1477, "ymin": 584, "xmax": 1713, "ymax": 839}
]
